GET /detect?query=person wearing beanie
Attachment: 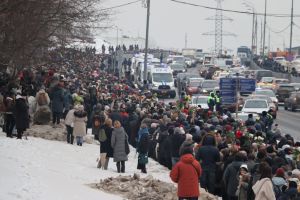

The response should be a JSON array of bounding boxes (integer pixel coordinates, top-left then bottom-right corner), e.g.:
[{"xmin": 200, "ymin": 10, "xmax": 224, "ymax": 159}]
[
  {"xmin": 170, "ymin": 141, "xmax": 202, "ymax": 200},
  {"xmin": 272, "ymin": 168, "xmax": 287, "ymax": 191},
  {"xmin": 236, "ymin": 164, "xmax": 250, "ymax": 200}
]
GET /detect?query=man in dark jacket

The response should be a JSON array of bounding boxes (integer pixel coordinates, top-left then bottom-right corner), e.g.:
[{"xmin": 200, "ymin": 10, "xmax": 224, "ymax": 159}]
[
  {"xmin": 223, "ymin": 152, "xmax": 246, "ymax": 200},
  {"xmin": 170, "ymin": 127, "xmax": 186, "ymax": 166},
  {"xmin": 49, "ymin": 83, "xmax": 64, "ymax": 127},
  {"xmin": 196, "ymin": 134, "xmax": 220, "ymax": 194}
]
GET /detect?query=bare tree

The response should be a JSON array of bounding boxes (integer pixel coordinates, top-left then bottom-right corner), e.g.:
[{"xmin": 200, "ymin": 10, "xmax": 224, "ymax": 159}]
[{"xmin": 0, "ymin": 0, "xmax": 110, "ymax": 78}]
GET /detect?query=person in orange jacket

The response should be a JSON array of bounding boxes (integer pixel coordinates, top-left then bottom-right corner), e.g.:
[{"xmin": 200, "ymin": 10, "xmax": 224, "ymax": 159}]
[{"xmin": 170, "ymin": 141, "xmax": 202, "ymax": 200}]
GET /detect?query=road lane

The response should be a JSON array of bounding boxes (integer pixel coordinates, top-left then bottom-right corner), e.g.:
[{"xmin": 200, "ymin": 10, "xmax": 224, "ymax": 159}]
[{"xmin": 276, "ymin": 107, "xmax": 300, "ymax": 140}]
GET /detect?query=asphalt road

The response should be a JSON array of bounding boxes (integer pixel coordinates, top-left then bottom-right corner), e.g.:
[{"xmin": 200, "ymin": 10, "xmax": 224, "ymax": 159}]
[{"xmin": 276, "ymin": 107, "xmax": 300, "ymax": 140}]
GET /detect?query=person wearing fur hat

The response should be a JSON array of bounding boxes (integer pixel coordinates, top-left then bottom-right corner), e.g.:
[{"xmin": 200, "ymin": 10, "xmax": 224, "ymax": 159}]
[
  {"xmin": 73, "ymin": 105, "xmax": 87, "ymax": 146},
  {"xmin": 170, "ymin": 141, "xmax": 202, "ymax": 200}
]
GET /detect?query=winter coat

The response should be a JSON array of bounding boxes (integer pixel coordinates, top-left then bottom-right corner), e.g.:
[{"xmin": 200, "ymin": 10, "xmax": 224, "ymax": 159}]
[
  {"xmin": 272, "ymin": 177, "xmax": 287, "ymax": 189},
  {"xmin": 73, "ymin": 111, "xmax": 87, "ymax": 137},
  {"xmin": 65, "ymin": 109, "xmax": 75, "ymax": 127},
  {"xmin": 111, "ymin": 127, "xmax": 129, "ymax": 162},
  {"xmin": 14, "ymin": 98, "xmax": 29, "ymax": 131},
  {"xmin": 170, "ymin": 154, "xmax": 202, "ymax": 198},
  {"xmin": 110, "ymin": 111, "xmax": 122, "ymax": 123},
  {"xmin": 195, "ymin": 135, "xmax": 220, "ymax": 170},
  {"xmin": 170, "ymin": 133, "xmax": 186, "ymax": 158},
  {"xmin": 63, "ymin": 89, "xmax": 72, "ymax": 111},
  {"xmin": 101, "ymin": 125, "xmax": 114, "ymax": 157},
  {"xmin": 137, "ymin": 128, "xmax": 149, "ymax": 154},
  {"xmin": 252, "ymin": 178, "xmax": 276, "ymax": 200},
  {"xmin": 50, "ymin": 86, "xmax": 64, "ymax": 113},
  {"xmin": 237, "ymin": 182, "xmax": 248, "ymax": 200},
  {"xmin": 223, "ymin": 161, "xmax": 244, "ymax": 197}
]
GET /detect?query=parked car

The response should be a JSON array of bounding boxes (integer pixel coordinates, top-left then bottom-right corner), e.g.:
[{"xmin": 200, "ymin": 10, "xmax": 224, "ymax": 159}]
[
  {"xmin": 170, "ymin": 63, "xmax": 186, "ymax": 77},
  {"xmin": 284, "ymin": 91, "xmax": 300, "ymax": 111},
  {"xmin": 253, "ymin": 89, "xmax": 278, "ymax": 109},
  {"xmin": 199, "ymin": 80, "xmax": 219, "ymax": 95},
  {"xmin": 247, "ymin": 95, "xmax": 277, "ymax": 118},
  {"xmin": 189, "ymin": 95, "xmax": 209, "ymax": 110},
  {"xmin": 241, "ymin": 99, "xmax": 270, "ymax": 114},
  {"xmin": 290, "ymin": 83, "xmax": 300, "ymax": 91},
  {"xmin": 185, "ymin": 77, "xmax": 204, "ymax": 95}
]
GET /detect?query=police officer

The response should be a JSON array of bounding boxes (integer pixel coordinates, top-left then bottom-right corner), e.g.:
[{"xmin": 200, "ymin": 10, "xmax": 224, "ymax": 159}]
[
  {"xmin": 215, "ymin": 91, "xmax": 222, "ymax": 113},
  {"xmin": 207, "ymin": 92, "xmax": 216, "ymax": 111}
]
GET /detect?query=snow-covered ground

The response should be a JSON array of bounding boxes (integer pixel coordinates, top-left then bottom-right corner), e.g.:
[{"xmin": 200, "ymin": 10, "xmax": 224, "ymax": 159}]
[{"xmin": 0, "ymin": 129, "xmax": 171, "ymax": 200}]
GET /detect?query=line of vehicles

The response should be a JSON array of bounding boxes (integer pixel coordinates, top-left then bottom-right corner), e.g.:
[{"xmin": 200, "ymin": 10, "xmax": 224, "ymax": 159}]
[{"xmin": 130, "ymin": 51, "xmax": 300, "ymax": 122}]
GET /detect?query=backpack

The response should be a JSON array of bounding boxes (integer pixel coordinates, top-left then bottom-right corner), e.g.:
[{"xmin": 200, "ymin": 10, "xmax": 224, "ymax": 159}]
[
  {"xmin": 38, "ymin": 93, "xmax": 48, "ymax": 106},
  {"xmin": 98, "ymin": 129, "xmax": 107, "ymax": 142}
]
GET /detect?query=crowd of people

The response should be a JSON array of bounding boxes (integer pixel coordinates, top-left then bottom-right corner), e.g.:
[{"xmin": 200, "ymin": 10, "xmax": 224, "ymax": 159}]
[{"xmin": 1, "ymin": 46, "xmax": 300, "ymax": 200}]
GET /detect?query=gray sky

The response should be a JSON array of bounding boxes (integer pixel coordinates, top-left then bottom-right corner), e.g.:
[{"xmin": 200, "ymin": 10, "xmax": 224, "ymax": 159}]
[{"xmin": 99, "ymin": 0, "xmax": 300, "ymax": 53}]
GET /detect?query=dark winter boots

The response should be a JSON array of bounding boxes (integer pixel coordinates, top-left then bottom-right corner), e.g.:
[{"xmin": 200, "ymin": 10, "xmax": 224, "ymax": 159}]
[{"xmin": 116, "ymin": 161, "xmax": 125, "ymax": 173}]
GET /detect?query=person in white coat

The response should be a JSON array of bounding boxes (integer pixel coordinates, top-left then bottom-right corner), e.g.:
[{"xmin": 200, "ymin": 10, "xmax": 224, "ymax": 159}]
[
  {"xmin": 65, "ymin": 105, "xmax": 77, "ymax": 144},
  {"xmin": 73, "ymin": 105, "xmax": 87, "ymax": 146},
  {"xmin": 252, "ymin": 162, "xmax": 276, "ymax": 200}
]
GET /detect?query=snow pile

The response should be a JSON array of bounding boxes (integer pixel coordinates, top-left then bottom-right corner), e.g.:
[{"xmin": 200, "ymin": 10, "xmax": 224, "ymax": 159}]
[
  {"xmin": 90, "ymin": 173, "xmax": 177, "ymax": 200},
  {"xmin": 24, "ymin": 124, "xmax": 94, "ymax": 143}
]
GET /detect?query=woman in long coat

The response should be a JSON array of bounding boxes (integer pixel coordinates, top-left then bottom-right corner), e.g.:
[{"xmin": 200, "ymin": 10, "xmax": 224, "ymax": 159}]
[
  {"xmin": 111, "ymin": 120, "xmax": 129, "ymax": 173},
  {"xmin": 14, "ymin": 95, "xmax": 29, "ymax": 139},
  {"xmin": 73, "ymin": 105, "xmax": 87, "ymax": 146}
]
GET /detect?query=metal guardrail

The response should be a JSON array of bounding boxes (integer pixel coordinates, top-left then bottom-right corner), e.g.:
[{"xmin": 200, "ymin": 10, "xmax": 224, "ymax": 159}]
[{"xmin": 250, "ymin": 61, "xmax": 300, "ymax": 83}]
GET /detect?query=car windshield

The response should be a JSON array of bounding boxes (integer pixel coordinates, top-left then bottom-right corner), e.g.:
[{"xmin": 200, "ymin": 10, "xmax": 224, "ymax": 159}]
[
  {"xmin": 189, "ymin": 81, "xmax": 201, "ymax": 87},
  {"xmin": 192, "ymin": 97, "xmax": 207, "ymax": 104},
  {"xmin": 171, "ymin": 65, "xmax": 185, "ymax": 70},
  {"xmin": 244, "ymin": 100, "xmax": 268, "ymax": 108},
  {"xmin": 255, "ymin": 90, "xmax": 276, "ymax": 97},
  {"xmin": 202, "ymin": 81, "xmax": 218, "ymax": 88},
  {"xmin": 261, "ymin": 77, "xmax": 273, "ymax": 83},
  {"xmin": 279, "ymin": 86, "xmax": 295, "ymax": 91},
  {"xmin": 152, "ymin": 73, "xmax": 173, "ymax": 83},
  {"xmin": 173, "ymin": 57, "xmax": 185, "ymax": 63},
  {"xmin": 276, "ymin": 79, "xmax": 289, "ymax": 84},
  {"xmin": 251, "ymin": 96, "xmax": 272, "ymax": 103}
]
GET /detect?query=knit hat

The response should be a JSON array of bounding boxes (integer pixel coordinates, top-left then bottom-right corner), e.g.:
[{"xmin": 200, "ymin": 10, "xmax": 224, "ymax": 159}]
[
  {"xmin": 179, "ymin": 141, "xmax": 194, "ymax": 156},
  {"xmin": 240, "ymin": 164, "xmax": 248, "ymax": 172},
  {"xmin": 276, "ymin": 168, "xmax": 285, "ymax": 178}
]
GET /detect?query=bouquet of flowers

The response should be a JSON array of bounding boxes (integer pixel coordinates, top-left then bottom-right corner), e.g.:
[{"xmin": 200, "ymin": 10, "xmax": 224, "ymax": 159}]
[{"xmin": 293, "ymin": 147, "xmax": 300, "ymax": 162}]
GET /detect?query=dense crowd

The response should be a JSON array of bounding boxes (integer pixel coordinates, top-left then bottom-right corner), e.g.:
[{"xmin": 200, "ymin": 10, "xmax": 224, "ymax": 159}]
[{"xmin": 1, "ymin": 47, "xmax": 300, "ymax": 200}]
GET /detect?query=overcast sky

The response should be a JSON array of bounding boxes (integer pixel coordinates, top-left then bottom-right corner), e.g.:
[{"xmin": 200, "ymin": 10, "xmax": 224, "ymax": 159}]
[{"xmin": 99, "ymin": 0, "xmax": 300, "ymax": 53}]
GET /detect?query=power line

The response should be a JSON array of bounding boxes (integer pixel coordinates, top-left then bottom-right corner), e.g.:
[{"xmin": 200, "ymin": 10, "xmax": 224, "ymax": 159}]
[
  {"xmin": 267, "ymin": 24, "xmax": 291, "ymax": 34},
  {"xmin": 170, "ymin": 0, "xmax": 300, "ymax": 18},
  {"xmin": 99, "ymin": 0, "xmax": 142, "ymax": 11}
]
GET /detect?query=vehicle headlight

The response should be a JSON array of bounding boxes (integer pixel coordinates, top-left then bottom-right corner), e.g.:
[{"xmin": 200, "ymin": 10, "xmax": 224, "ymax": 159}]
[{"xmin": 203, "ymin": 89, "xmax": 207, "ymax": 93}]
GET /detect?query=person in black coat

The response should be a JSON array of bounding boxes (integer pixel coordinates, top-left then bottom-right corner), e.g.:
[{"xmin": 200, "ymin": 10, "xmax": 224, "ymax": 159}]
[
  {"xmin": 170, "ymin": 127, "xmax": 186, "ymax": 166},
  {"xmin": 49, "ymin": 83, "xmax": 64, "ymax": 126},
  {"xmin": 137, "ymin": 124, "xmax": 150, "ymax": 173},
  {"xmin": 99, "ymin": 118, "xmax": 114, "ymax": 170},
  {"xmin": 14, "ymin": 95, "xmax": 29, "ymax": 139}
]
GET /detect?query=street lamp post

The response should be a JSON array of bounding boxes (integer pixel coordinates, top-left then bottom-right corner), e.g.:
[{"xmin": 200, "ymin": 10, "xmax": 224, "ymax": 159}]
[{"xmin": 289, "ymin": 0, "xmax": 294, "ymax": 54}]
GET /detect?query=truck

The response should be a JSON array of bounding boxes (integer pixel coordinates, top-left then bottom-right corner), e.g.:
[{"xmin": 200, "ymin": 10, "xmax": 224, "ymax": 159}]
[
  {"xmin": 149, "ymin": 67, "xmax": 176, "ymax": 98},
  {"xmin": 182, "ymin": 48, "xmax": 196, "ymax": 58}
]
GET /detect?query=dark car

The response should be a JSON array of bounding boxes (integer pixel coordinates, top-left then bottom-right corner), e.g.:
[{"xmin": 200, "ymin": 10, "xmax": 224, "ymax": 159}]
[
  {"xmin": 170, "ymin": 63, "xmax": 186, "ymax": 77},
  {"xmin": 284, "ymin": 91, "xmax": 300, "ymax": 111},
  {"xmin": 276, "ymin": 84, "xmax": 296, "ymax": 103}
]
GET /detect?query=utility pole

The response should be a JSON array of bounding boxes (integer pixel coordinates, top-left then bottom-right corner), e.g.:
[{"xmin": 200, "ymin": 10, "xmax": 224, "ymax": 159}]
[
  {"xmin": 268, "ymin": 28, "xmax": 271, "ymax": 54},
  {"xmin": 251, "ymin": 12, "xmax": 255, "ymax": 55},
  {"xmin": 289, "ymin": 0, "xmax": 294, "ymax": 54},
  {"xmin": 262, "ymin": 0, "xmax": 267, "ymax": 57},
  {"xmin": 185, "ymin": 33, "xmax": 187, "ymax": 48},
  {"xmin": 143, "ymin": 0, "xmax": 150, "ymax": 82}
]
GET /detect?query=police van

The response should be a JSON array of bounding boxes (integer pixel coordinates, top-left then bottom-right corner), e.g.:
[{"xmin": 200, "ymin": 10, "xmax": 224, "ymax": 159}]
[{"xmin": 149, "ymin": 66, "xmax": 176, "ymax": 98}]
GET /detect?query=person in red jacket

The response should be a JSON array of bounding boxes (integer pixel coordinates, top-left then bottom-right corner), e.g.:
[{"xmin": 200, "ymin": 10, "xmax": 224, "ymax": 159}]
[{"xmin": 170, "ymin": 141, "xmax": 202, "ymax": 200}]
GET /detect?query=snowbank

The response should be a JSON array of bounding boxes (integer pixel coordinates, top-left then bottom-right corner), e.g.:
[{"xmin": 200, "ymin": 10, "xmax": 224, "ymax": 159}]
[{"xmin": 0, "ymin": 128, "xmax": 218, "ymax": 200}]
